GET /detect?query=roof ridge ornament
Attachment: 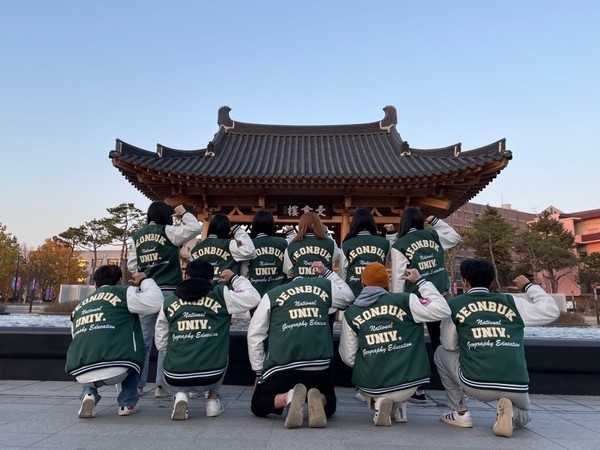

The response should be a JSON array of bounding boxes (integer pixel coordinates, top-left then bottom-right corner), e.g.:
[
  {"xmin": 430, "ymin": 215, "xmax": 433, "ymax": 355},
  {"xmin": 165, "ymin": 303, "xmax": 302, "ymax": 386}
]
[
  {"xmin": 454, "ymin": 144, "xmax": 462, "ymax": 157},
  {"xmin": 379, "ymin": 105, "xmax": 398, "ymax": 132},
  {"xmin": 217, "ymin": 105, "xmax": 235, "ymax": 130},
  {"xmin": 400, "ymin": 141, "xmax": 411, "ymax": 156},
  {"xmin": 206, "ymin": 142, "xmax": 215, "ymax": 157}
]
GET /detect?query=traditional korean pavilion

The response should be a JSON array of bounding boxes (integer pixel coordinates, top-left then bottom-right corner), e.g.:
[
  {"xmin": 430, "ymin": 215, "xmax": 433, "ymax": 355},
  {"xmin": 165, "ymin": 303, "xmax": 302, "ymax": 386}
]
[{"xmin": 109, "ymin": 105, "xmax": 512, "ymax": 240}]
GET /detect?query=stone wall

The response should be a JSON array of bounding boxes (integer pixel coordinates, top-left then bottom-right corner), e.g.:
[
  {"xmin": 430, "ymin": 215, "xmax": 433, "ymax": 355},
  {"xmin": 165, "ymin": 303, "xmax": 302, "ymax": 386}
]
[{"xmin": 1, "ymin": 328, "xmax": 599, "ymax": 395}]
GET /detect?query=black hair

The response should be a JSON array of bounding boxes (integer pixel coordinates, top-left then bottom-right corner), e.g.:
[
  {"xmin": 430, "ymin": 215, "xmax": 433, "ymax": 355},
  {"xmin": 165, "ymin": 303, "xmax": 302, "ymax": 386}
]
[
  {"xmin": 147, "ymin": 201, "xmax": 173, "ymax": 226},
  {"xmin": 343, "ymin": 207, "xmax": 378, "ymax": 242},
  {"xmin": 460, "ymin": 259, "xmax": 495, "ymax": 288},
  {"xmin": 185, "ymin": 259, "xmax": 215, "ymax": 280},
  {"xmin": 207, "ymin": 213, "xmax": 231, "ymax": 239},
  {"xmin": 398, "ymin": 207, "xmax": 425, "ymax": 238},
  {"xmin": 93, "ymin": 265, "xmax": 122, "ymax": 287},
  {"xmin": 250, "ymin": 210, "xmax": 275, "ymax": 238}
]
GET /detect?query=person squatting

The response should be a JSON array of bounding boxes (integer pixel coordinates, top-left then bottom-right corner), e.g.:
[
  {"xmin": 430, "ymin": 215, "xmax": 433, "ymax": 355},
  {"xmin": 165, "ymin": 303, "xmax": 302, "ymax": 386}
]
[{"xmin": 68, "ymin": 214, "xmax": 559, "ymax": 439}]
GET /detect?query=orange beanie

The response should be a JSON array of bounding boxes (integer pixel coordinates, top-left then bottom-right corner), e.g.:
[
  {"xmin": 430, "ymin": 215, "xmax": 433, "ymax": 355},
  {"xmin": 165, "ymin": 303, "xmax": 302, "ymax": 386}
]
[{"xmin": 361, "ymin": 262, "xmax": 389, "ymax": 288}]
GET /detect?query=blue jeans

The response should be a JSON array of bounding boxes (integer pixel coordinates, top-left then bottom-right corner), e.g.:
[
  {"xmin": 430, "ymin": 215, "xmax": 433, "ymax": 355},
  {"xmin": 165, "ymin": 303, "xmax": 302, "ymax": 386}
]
[
  {"xmin": 80, "ymin": 369, "xmax": 140, "ymax": 407},
  {"xmin": 138, "ymin": 312, "xmax": 165, "ymax": 388}
]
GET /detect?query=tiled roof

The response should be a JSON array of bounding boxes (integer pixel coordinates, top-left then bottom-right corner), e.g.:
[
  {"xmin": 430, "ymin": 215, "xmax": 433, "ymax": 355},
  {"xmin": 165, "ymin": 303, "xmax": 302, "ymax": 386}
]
[
  {"xmin": 109, "ymin": 105, "xmax": 512, "ymax": 215},
  {"xmin": 559, "ymin": 209, "xmax": 600, "ymax": 220}
]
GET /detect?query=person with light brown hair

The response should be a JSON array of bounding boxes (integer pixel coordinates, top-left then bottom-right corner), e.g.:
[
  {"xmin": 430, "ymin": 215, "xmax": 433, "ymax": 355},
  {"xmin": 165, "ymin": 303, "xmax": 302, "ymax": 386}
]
[
  {"xmin": 283, "ymin": 212, "xmax": 342, "ymax": 279},
  {"xmin": 282, "ymin": 212, "xmax": 345, "ymax": 331}
]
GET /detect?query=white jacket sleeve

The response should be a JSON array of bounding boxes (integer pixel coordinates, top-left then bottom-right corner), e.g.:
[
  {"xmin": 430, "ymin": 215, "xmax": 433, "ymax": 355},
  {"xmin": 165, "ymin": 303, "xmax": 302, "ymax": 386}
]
[
  {"xmin": 337, "ymin": 251, "xmax": 348, "ymax": 281},
  {"xmin": 165, "ymin": 212, "xmax": 202, "ymax": 246},
  {"xmin": 126, "ymin": 278, "xmax": 163, "ymax": 315},
  {"xmin": 282, "ymin": 249, "xmax": 293, "ymax": 276},
  {"xmin": 390, "ymin": 247, "xmax": 409, "ymax": 293},
  {"xmin": 154, "ymin": 308, "xmax": 169, "ymax": 352},
  {"xmin": 440, "ymin": 316, "xmax": 459, "ymax": 351},
  {"xmin": 429, "ymin": 217, "xmax": 461, "ymax": 251},
  {"xmin": 127, "ymin": 242, "xmax": 138, "ymax": 273},
  {"xmin": 223, "ymin": 275, "xmax": 261, "ymax": 315},
  {"xmin": 339, "ymin": 315, "xmax": 359, "ymax": 367},
  {"xmin": 247, "ymin": 295, "xmax": 271, "ymax": 373},
  {"xmin": 229, "ymin": 226, "xmax": 257, "ymax": 261},
  {"xmin": 512, "ymin": 284, "xmax": 560, "ymax": 326},
  {"xmin": 408, "ymin": 279, "xmax": 451, "ymax": 323},
  {"xmin": 323, "ymin": 269, "xmax": 355, "ymax": 312}
]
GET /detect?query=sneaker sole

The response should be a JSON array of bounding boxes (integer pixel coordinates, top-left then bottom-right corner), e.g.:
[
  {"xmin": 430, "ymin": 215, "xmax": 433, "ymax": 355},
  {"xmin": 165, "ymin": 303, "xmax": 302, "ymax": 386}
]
[
  {"xmin": 374, "ymin": 398, "xmax": 393, "ymax": 427},
  {"xmin": 285, "ymin": 384, "xmax": 306, "ymax": 429},
  {"xmin": 172, "ymin": 400, "xmax": 188, "ymax": 420},
  {"xmin": 78, "ymin": 397, "xmax": 96, "ymax": 419},
  {"xmin": 493, "ymin": 398, "xmax": 513, "ymax": 437},
  {"xmin": 307, "ymin": 389, "xmax": 327, "ymax": 428}
]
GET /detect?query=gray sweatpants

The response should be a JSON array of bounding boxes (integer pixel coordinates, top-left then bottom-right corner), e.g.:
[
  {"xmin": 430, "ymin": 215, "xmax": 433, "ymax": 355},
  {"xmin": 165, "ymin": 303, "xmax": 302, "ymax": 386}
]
[{"xmin": 434, "ymin": 346, "xmax": 531, "ymax": 428}]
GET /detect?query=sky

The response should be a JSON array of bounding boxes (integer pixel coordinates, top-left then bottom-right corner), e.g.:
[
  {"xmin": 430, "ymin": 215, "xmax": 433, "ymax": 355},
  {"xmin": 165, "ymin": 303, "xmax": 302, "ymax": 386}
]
[{"xmin": 1, "ymin": 1, "xmax": 599, "ymax": 248}]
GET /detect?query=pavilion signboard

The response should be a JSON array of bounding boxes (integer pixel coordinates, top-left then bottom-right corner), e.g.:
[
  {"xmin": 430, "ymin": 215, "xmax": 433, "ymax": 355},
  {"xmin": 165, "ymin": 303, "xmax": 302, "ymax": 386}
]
[{"xmin": 278, "ymin": 203, "xmax": 332, "ymax": 220}]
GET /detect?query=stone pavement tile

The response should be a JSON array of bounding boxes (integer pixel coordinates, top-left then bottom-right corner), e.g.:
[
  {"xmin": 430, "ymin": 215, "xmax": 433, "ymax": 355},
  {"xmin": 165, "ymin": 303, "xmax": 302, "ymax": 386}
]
[{"xmin": 1, "ymin": 382, "xmax": 599, "ymax": 449}]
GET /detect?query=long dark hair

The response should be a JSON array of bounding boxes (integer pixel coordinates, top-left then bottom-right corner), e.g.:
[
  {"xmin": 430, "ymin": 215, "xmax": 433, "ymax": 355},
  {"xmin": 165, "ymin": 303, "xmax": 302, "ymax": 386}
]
[
  {"xmin": 207, "ymin": 213, "xmax": 231, "ymax": 239},
  {"xmin": 250, "ymin": 210, "xmax": 275, "ymax": 238},
  {"xmin": 343, "ymin": 208, "xmax": 378, "ymax": 242},
  {"xmin": 398, "ymin": 206, "xmax": 424, "ymax": 238},
  {"xmin": 147, "ymin": 201, "xmax": 173, "ymax": 226}
]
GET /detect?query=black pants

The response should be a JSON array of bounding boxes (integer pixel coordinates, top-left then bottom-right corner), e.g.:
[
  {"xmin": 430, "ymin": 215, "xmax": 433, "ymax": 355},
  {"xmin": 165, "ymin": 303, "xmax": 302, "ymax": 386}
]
[{"xmin": 251, "ymin": 367, "xmax": 337, "ymax": 418}]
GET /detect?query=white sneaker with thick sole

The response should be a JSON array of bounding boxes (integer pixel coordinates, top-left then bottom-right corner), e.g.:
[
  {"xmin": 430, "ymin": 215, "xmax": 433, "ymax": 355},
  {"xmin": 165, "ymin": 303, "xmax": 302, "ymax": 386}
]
[
  {"xmin": 373, "ymin": 398, "xmax": 393, "ymax": 426},
  {"xmin": 171, "ymin": 392, "xmax": 189, "ymax": 420},
  {"xmin": 307, "ymin": 388, "xmax": 327, "ymax": 428},
  {"xmin": 206, "ymin": 398, "xmax": 225, "ymax": 417},
  {"xmin": 78, "ymin": 394, "xmax": 96, "ymax": 419},
  {"xmin": 285, "ymin": 384, "xmax": 306, "ymax": 429},
  {"xmin": 440, "ymin": 410, "xmax": 473, "ymax": 428},
  {"xmin": 392, "ymin": 401, "xmax": 408, "ymax": 423},
  {"xmin": 493, "ymin": 398, "xmax": 514, "ymax": 437},
  {"xmin": 117, "ymin": 405, "xmax": 140, "ymax": 416}
]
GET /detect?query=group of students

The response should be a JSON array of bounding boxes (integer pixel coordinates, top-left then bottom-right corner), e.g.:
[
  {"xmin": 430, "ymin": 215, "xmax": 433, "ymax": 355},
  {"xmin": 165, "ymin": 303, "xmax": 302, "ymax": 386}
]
[{"xmin": 65, "ymin": 202, "xmax": 560, "ymax": 438}]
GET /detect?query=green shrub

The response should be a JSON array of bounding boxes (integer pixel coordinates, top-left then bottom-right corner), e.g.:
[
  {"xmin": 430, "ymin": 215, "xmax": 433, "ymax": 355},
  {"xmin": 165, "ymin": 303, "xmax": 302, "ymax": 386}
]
[
  {"xmin": 44, "ymin": 301, "xmax": 78, "ymax": 314},
  {"xmin": 550, "ymin": 311, "xmax": 587, "ymax": 326}
]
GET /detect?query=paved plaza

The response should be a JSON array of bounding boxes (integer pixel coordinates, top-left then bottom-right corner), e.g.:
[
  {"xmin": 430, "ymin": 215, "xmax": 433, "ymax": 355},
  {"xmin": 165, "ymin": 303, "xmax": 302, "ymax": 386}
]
[{"xmin": 0, "ymin": 380, "xmax": 599, "ymax": 449}]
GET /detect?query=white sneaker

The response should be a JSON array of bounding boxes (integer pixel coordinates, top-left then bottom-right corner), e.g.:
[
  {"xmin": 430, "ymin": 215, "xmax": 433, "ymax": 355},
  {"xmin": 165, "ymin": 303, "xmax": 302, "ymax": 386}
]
[
  {"xmin": 373, "ymin": 398, "xmax": 393, "ymax": 427},
  {"xmin": 440, "ymin": 410, "xmax": 473, "ymax": 428},
  {"xmin": 206, "ymin": 398, "xmax": 225, "ymax": 417},
  {"xmin": 285, "ymin": 383, "xmax": 306, "ymax": 429},
  {"xmin": 155, "ymin": 386, "xmax": 169, "ymax": 398},
  {"xmin": 355, "ymin": 391, "xmax": 367, "ymax": 403},
  {"xmin": 392, "ymin": 401, "xmax": 408, "ymax": 423},
  {"xmin": 307, "ymin": 388, "xmax": 327, "ymax": 428},
  {"xmin": 117, "ymin": 405, "xmax": 140, "ymax": 416},
  {"xmin": 78, "ymin": 394, "xmax": 96, "ymax": 419},
  {"xmin": 188, "ymin": 390, "xmax": 205, "ymax": 399},
  {"xmin": 493, "ymin": 398, "xmax": 514, "ymax": 437},
  {"xmin": 171, "ymin": 392, "xmax": 189, "ymax": 420}
]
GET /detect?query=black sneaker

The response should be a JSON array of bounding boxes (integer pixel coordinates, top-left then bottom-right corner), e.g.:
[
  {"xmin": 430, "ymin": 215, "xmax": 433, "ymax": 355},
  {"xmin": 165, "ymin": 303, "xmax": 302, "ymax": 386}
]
[{"xmin": 407, "ymin": 391, "xmax": 427, "ymax": 404}]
